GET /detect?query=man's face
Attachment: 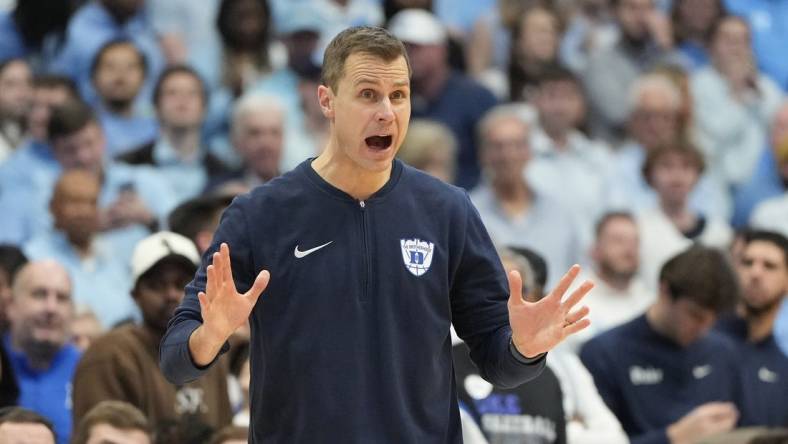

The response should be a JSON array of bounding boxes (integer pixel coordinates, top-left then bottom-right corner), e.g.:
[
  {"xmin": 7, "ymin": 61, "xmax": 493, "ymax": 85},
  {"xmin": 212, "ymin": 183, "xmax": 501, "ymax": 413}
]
[
  {"xmin": 535, "ymin": 80, "xmax": 585, "ymax": 135},
  {"xmin": 629, "ymin": 89, "xmax": 680, "ymax": 150},
  {"xmin": 86, "ymin": 424, "xmax": 150, "ymax": 444},
  {"xmin": 649, "ymin": 152, "xmax": 699, "ymax": 206},
  {"xmin": 226, "ymin": 0, "xmax": 268, "ymax": 46},
  {"xmin": 616, "ymin": 0, "xmax": 655, "ymax": 42},
  {"xmin": 517, "ymin": 8, "xmax": 559, "ymax": 62},
  {"xmin": 594, "ymin": 217, "xmax": 640, "ymax": 280},
  {"xmin": 93, "ymin": 44, "xmax": 146, "ymax": 108},
  {"xmin": 134, "ymin": 260, "xmax": 194, "ymax": 334},
  {"xmin": 0, "ymin": 60, "xmax": 33, "ymax": 120},
  {"xmin": 481, "ymin": 117, "xmax": 530, "ymax": 184},
  {"xmin": 0, "ymin": 422, "xmax": 55, "ymax": 444},
  {"xmin": 737, "ymin": 241, "xmax": 788, "ymax": 315},
  {"xmin": 27, "ymin": 86, "xmax": 71, "ymax": 141},
  {"xmin": 52, "ymin": 122, "xmax": 106, "ymax": 176},
  {"xmin": 665, "ymin": 296, "xmax": 717, "ymax": 346},
  {"xmin": 8, "ymin": 263, "xmax": 73, "ymax": 352},
  {"xmin": 157, "ymin": 72, "xmax": 205, "ymax": 130},
  {"xmin": 233, "ymin": 109, "xmax": 284, "ymax": 181},
  {"xmin": 319, "ymin": 53, "xmax": 411, "ymax": 174},
  {"xmin": 51, "ymin": 174, "xmax": 101, "ymax": 247},
  {"xmin": 676, "ymin": 0, "xmax": 720, "ymax": 34},
  {"xmin": 403, "ymin": 43, "xmax": 444, "ymax": 84}
]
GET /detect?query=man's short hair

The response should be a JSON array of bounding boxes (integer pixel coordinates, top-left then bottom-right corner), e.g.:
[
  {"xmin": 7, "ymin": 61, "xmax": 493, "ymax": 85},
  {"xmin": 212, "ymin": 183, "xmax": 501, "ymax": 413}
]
[
  {"xmin": 742, "ymin": 230, "xmax": 788, "ymax": 266},
  {"xmin": 47, "ymin": 99, "xmax": 98, "ymax": 141},
  {"xmin": 594, "ymin": 211, "xmax": 636, "ymax": 238},
  {"xmin": 321, "ymin": 26, "xmax": 411, "ymax": 93},
  {"xmin": 0, "ymin": 407, "xmax": 56, "ymax": 437},
  {"xmin": 0, "ymin": 245, "xmax": 27, "ymax": 286},
  {"xmin": 90, "ymin": 39, "xmax": 148, "ymax": 80},
  {"xmin": 71, "ymin": 401, "xmax": 150, "ymax": 444},
  {"xmin": 534, "ymin": 64, "xmax": 581, "ymax": 89},
  {"xmin": 152, "ymin": 64, "xmax": 208, "ymax": 108},
  {"xmin": 168, "ymin": 194, "xmax": 234, "ymax": 244},
  {"xmin": 641, "ymin": 141, "xmax": 706, "ymax": 184},
  {"xmin": 477, "ymin": 104, "xmax": 530, "ymax": 150},
  {"xmin": 659, "ymin": 246, "xmax": 739, "ymax": 313},
  {"xmin": 32, "ymin": 74, "xmax": 79, "ymax": 99}
]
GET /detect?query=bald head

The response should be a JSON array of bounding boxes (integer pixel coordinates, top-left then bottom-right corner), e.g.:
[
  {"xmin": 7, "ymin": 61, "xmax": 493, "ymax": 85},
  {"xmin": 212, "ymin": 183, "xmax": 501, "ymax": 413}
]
[{"xmin": 51, "ymin": 170, "xmax": 101, "ymax": 248}]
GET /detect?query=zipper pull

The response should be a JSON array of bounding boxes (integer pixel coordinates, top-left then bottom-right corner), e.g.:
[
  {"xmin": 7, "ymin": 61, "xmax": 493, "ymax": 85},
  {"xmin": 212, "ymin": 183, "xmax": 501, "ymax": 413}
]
[{"xmin": 359, "ymin": 200, "xmax": 366, "ymax": 209}]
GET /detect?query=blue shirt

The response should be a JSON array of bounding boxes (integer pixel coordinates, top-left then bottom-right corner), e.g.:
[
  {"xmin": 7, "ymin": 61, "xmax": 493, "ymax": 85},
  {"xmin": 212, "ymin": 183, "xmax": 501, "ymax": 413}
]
[
  {"xmin": 160, "ymin": 159, "xmax": 546, "ymax": 443},
  {"xmin": 715, "ymin": 316, "xmax": 788, "ymax": 427},
  {"xmin": 3, "ymin": 336, "xmax": 81, "ymax": 444},
  {"xmin": 411, "ymin": 71, "xmax": 498, "ymax": 190},
  {"xmin": 0, "ymin": 11, "xmax": 25, "ymax": 62},
  {"xmin": 580, "ymin": 315, "xmax": 741, "ymax": 444},
  {"xmin": 98, "ymin": 109, "xmax": 159, "ymax": 158},
  {"xmin": 776, "ymin": 298, "xmax": 788, "ymax": 356},
  {"xmin": 732, "ymin": 147, "xmax": 785, "ymax": 227},
  {"xmin": 725, "ymin": 0, "xmax": 788, "ymax": 90},
  {"xmin": 50, "ymin": 2, "xmax": 165, "ymax": 106}
]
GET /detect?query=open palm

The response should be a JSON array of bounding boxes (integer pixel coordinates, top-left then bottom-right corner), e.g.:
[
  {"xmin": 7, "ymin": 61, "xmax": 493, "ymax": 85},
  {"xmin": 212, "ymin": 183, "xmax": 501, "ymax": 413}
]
[{"xmin": 508, "ymin": 265, "xmax": 593, "ymax": 358}]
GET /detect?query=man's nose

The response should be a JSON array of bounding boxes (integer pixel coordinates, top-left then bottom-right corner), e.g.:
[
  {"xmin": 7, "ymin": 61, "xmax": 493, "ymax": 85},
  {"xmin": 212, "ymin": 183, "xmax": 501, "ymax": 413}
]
[{"xmin": 377, "ymin": 98, "xmax": 395, "ymax": 122}]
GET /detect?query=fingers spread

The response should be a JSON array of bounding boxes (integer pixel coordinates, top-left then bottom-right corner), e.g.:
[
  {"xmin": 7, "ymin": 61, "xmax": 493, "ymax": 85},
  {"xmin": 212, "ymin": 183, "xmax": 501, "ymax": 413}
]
[
  {"xmin": 548, "ymin": 265, "xmax": 581, "ymax": 301},
  {"xmin": 220, "ymin": 243, "xmax": 236, "ymax": 291},
  {"xmin": 564, "ymin": 318, "xmax": 590, "ymax": 336},
  {"xmin": 562, "ymin": 280, "xmax": 594, "ymax": 310},
  {"xmin": 565, "ymin": 306, "xmax": 589, "ymax": 325},
  {"xmin": 508, "ymin": 270, "xmax": 524, "ymax": 306},
  {"xmin": 197, "ymin": 291, "xmax": 209, "ymax": 310},
  {"xmin": 245, "ymin": 270, "xmax": 271, "ymax": 304}
]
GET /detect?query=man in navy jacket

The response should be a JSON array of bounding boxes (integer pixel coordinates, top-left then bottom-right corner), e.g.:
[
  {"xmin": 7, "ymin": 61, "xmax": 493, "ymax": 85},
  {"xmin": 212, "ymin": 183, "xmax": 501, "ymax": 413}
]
[{"xmin": 160, "ymin": 26, "xmax": 593, "ymax": 443}]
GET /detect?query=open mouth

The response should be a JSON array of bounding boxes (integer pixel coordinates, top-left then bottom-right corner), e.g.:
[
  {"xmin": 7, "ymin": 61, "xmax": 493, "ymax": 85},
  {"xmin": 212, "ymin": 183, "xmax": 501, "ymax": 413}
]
[{"xmin": 365, "ymin": 135, "xmax": 393, "ymax": 151}]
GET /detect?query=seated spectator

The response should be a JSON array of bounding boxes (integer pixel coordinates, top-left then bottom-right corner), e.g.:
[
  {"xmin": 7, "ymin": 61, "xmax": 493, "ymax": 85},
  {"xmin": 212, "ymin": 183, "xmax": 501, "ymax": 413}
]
[
  {"xmin": 733, "ymin": 101, "xmax": 788, "ymax": 227},
  {"xmin": 207, "ymin": 94, "xmax": 285, "ymax": 193},
  {"xmin": 71, "ymin": 401, "xmax": 151, "ymax": 444},
  {"xmin": 508, "ymin": 5, "xmax": 562, "ymax": 102},
  {"xmin": 471, "ymin": 105, "xmax": 580, "ymax": 287},
  {"xmin": 210, "ymin": 425, "xmax": 249, "ymax": 444},
  {"xmin": 0, "ymin": 407, "xmax": 56, "ymax": 444},
  {"xmin": 527, "ymin": 65, "xmax": 614, "ymax": 249},
  {"xmin": 565, "ymin": 212, "xmax": 652, "ymax": 351},
  {"xmin": 90, "ymin": 40, "xmax": 158, "ymax": 157},
  {"xmin": 638, "ymin": 142, "xmax": 733, "ymax": 287},
  {"xmin": 503, "ymin": 247, "xmax": 629, "ymax": 444},
  {"xmin": 583, "ymin": 0, "xmax": 677, "ymax": 142},
  {"xmin": 716, "ymin": 230, "xmax": 788, "ymax": 427},
  {"xmin": 50, "ymin": 0, "xmax": 165, "ymax": 106},
  {"xmin": 72, "ymin": 232, "xmax": 232, "ymax": 435},
  {"xmin": 0, "ymin": 58, "xmax": 32, "ymax": 162},
  {"xmin": 70, "ymin": 306, "xmax": 104, "ymax": 352},
  {"xmin": 389, "ymin": 8, "xmax": 498, "ymax": 190},
  {"xmin": 24, "ymin": 170, "xmax": 137, "ymax": 328},
  {"xmin": 691, "ymin": 15, "xmax": 784, "ymax": 193},
  {"xmin": 558, "ymin": 0, "xmax": 619, "ymax": 73},
  {"xmin": 118, "ymin": 65, "xmax": 229, "ymax": 202},
  {"xmin": 0, "ymin": 245, "xmax": 27, "ymax": 334},
  {"xmin": 0, "ymin": 0, "xmax": 72, "ymax": 72},
  {"xmin": 453, "ymin": 248, "xmax": 568, "ymax": 444},
  {"xmin": 396, "ymin": 118, "xmax": 457, "ymax": 184},
  {"xmin": 725, "ymin": 0, "xmax": 788, "ymax": 89},
  {"xmin": 670, "ymin": 0, "xmax": 725, "ymax": 69},
  {"xmin": 2, "ymin": 260, "xmax": 81, "ymax": 444},
  {"xmin": 168, "ymin": 193, "xmax": 235, "ymax": 255},
  {"xmin": 580, "ymin": 246, "xmax": 741, "ymax": 444}
]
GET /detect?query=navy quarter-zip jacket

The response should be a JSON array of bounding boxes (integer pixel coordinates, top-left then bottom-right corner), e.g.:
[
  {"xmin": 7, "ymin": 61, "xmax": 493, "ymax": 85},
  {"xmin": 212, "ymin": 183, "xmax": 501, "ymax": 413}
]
[{"xmin": 160, "ymin": 159, "xmax": 545, "ymax": 443}]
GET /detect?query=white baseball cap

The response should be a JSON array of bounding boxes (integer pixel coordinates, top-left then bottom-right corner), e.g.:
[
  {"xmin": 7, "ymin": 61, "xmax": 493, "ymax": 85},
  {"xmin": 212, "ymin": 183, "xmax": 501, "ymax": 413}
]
[
  {"xmin": 388, "ymin": 9, "xmax": 447, "ymax": 46},
  {"xmin": 131, "ymin": 231, "xmax": 200, "ymax": 282}
]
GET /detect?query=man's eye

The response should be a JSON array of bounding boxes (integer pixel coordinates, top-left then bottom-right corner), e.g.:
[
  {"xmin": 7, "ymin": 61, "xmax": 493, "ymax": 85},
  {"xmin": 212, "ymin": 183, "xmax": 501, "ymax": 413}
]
[
  {"xmin": 361, "ymin": 90, "xmax": 375, "ymax": 99},
  {"xmin": 391, "ymin": 91, "xmax": 406, "ymax": 100}
]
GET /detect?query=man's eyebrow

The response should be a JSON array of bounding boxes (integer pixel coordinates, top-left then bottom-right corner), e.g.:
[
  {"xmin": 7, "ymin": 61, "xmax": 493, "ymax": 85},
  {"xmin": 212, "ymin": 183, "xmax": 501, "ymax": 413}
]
[{"xmin": 352, "ymin": 77, "xmax": 410, "ymax": 87}]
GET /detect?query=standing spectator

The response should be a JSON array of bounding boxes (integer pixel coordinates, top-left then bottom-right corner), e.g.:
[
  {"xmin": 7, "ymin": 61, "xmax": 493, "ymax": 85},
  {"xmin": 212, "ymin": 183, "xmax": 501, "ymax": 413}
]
[
  {"xmin": 71, "ymin": 401, "xmax": 151, "ymax": 444},
  {"xmin": 583, "ymin": 0, "xmax": 676, "ymax": 142},
  {"xmin": 2, "ymin": 260, "xmax": 80, "ymax": 444},
  {"xmin": 72, "ymin": 232, "xmax": 232, "ymax": 435},
  {"xmin": 580, "ymin": 246, "xmax": 741, "ymax": 444},
  {"xmin": 51, "ymin": 0, "xmax": 165, "ymax": 106},
  {"xmin": 509, "ymin": 5, "xmax": 563, "ymax": 102},
  {"xmin": 0, "ymin": 58, "xmax": 32, "ymax": 162},
  {"xmin": 90, "ymin": 40, "xmax": 158, "ymax": 157},
  {"xmin": 23, "ymin": 170, "xmax": 137, "ymax": 328},
  {"xmin": 471, "ymin": 105, "xmax": 580, "ymax": 287},
  {"xmin": 389, "ymin": 8, "xmax": 498, "ymax": 190},
  {"xmin": 691, "ymin": 15, "xmax": 784, "ymax": 193},
  {"xmin": 118, "ymin": 65, "xmax": 229, "ymax": 202},
  {"xmin": 0, "ymin": 407, "xmax": 56, "ymax": 444},
  {"xmin": 670, "ymin": 0, "xmax": 725, "ymax": 69},
  {"xmin": 0, "ymin": 0, "xmax": 73, "ymax": 72},
  {"xmin": 717, "ymin": 230, "xmax": 788, "ymax": 427},
  {"xmin": 637, "ymin": 142, "xmax": 732, "ymax": 288}
]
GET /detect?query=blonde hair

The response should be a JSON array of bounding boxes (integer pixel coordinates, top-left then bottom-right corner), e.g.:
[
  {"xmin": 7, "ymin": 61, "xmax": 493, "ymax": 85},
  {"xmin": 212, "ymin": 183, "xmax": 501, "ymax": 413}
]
[{"xmin": 397, "ymin": 119, "xmax": 456, "ymax": 171}]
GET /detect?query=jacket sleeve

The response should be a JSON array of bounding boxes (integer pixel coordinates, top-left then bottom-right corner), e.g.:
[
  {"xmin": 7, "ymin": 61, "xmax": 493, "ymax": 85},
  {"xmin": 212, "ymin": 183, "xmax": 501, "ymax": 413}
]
[
  {"xmin": 160, "ymin": 197, "xmax": 255, "ymax": 384},
  {"xmin": 449, "ymin": 193, "xmax": 545, "ymax": 389}
]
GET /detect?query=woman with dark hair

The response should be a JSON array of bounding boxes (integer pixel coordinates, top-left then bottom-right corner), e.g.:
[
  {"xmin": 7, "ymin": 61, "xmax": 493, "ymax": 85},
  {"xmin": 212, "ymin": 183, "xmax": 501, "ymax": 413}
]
[
  {"xmin": 509, "ymin": 4, "xmax": 563, "ymax": 102},
  {"xmin": 671, "ymin": 0, "xmax": 725, "ymax": 69},
  {"xmin": 217, "ymin": 0, "xmax": 274, "ymax": 98},
  {"xmin": 0, "ymin": 0, "xmax": 74, "ymax": 71}
]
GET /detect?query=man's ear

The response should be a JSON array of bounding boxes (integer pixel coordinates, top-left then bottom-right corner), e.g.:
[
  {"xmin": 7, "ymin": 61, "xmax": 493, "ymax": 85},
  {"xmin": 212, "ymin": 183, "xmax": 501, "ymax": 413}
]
[{"xmin": 317, "ymin": 85, "xmax": 334, "ymax": 119}]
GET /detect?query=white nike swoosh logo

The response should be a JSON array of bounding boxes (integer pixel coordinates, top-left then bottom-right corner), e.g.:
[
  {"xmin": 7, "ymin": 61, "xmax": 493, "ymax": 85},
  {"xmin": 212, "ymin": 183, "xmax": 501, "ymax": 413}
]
[{"xmin": 294, "ymin": 241, "xmax": 333, "ymax": 258}]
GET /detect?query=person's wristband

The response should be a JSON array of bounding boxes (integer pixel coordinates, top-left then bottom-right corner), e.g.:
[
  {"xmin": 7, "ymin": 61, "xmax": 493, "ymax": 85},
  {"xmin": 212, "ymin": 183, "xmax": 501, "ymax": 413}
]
[{"xmin": 509, "ymin": 338, "xmax": 546, "ymax": 364}]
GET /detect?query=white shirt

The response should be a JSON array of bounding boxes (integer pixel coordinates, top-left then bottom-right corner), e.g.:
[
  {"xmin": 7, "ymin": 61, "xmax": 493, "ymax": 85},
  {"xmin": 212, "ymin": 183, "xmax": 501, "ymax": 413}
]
[{"xmin": 750, "ymin": 192, "xmax": 788, "ymax": 238}]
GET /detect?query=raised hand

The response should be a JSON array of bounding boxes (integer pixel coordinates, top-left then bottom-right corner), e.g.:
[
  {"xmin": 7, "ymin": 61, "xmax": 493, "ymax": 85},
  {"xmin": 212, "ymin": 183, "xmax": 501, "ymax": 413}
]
[
  {"xmin": 667, "ymin": 402, "xmax": 739, "ymax": 444},
  {"xmin": 190, "ymin": 243, "xmax": 269, "ymax": 366},
  {"xmin": 508, "ymin": 265, "xmax": 593, "ymax": 358}
]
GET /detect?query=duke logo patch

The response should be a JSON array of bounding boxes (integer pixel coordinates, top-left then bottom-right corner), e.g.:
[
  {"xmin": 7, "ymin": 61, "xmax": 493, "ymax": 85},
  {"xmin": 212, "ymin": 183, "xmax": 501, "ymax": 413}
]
[{"xmin": 400, "ymin": 238, "xmax": 434, "ymax": 276}]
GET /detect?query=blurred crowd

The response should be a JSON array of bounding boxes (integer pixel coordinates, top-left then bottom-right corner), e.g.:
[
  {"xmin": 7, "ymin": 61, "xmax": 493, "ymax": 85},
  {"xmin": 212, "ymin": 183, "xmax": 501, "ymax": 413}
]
[{"xmin": 0, "ymin": 0, "xmax": 786, "ymax": 443}]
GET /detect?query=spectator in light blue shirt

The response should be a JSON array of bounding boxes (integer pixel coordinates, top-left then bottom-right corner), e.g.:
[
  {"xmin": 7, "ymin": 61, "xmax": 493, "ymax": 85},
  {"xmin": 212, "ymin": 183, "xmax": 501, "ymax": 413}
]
[
  {"xmin": 725, "ymin": 0, "xmax": 788, "ymax": 90},
  {"xmin": 91, "ymin": 40, "xmax": 158, "ymax": 157},
  {"xmin": 50, "ymin": 0, "xmax": 164, "ymax": 107},
  {"xmin": 23, "ymin": 170, "xmax": 138, "ymax": 328},
  {"xmin": 3, "ymin": 260, "xmax": 82, "ymax": 444}
]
